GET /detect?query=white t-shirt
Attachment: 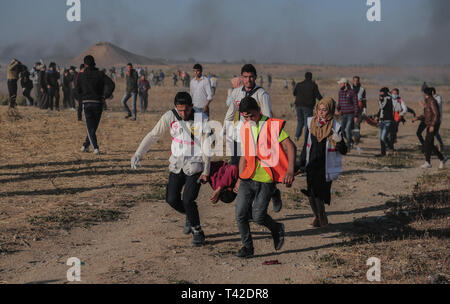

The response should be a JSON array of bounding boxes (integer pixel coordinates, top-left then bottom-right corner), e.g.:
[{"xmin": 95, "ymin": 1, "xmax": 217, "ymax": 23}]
[{"xmin": 190, "ymin": 76, "xmax": 213, "ymax": 108}]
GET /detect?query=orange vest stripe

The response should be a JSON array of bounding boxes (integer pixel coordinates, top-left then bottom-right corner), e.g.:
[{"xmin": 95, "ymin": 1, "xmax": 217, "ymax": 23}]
[{"xmin": 240, "ymin": 118, "xmax": 289, "ymax": 183}]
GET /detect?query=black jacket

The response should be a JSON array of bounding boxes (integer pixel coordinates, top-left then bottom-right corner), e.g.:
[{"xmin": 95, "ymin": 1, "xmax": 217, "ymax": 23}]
[
  {"xmin": 74, "ymin": 67, "xmax": 115, "ymax": 101},
  {"xmin": 293, "ymin": 79, "xmax": 322, "ymax": 108},
  {"xmin": 126, "ymin": 69, "xmax": 138, "ymax": 93},
  {"xmin": 20, "ymin": 70, "xmax": 33, "ymax": 89},
  {"xmin": 45, "ymin": 70, "xmax": 60, "ymax": 88}
]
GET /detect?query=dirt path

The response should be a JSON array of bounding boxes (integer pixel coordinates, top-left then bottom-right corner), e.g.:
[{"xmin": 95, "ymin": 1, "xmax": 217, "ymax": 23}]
[{"xmin": 0, "ymin": 107, "xmax": 440, "ymax": 284}]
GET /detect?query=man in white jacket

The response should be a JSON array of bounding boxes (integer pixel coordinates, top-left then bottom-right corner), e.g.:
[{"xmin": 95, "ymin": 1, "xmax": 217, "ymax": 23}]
[
  {"xmin": 223, "ymin": 64, "xmax": 282, "ymax": 212},
  {"xmin": 223, "ymin": 64, "xmax": 273, "ymax": 163},
  {"xmin": 131, "ymin": 92, "xmax": 212, "ymax": 246}
]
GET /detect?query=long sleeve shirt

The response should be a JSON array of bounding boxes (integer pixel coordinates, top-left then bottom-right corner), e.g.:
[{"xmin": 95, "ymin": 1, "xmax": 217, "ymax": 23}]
[
  {"xmin": 134, "ymin": 109, "xmax": 211, "ymax": 176},
  {"xmin": 338, "ymin": 88, "xmax": 358, "ymax": 116}
]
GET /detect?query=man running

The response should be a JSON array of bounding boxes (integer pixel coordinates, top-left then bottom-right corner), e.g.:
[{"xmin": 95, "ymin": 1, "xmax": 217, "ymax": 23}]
[
  {"xmin": 233, "ymin": 96, "xmax": 295, "ymax": 258},
  {"xmin": 131, "ymin": 92, "xmax": 212, "ymax": 246}
]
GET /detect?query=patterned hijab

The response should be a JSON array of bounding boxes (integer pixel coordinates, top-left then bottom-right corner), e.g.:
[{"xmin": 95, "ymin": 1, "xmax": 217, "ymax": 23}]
[{"xmin": 310, "ymin": 97, "xmax": 337, "ymax": 146}]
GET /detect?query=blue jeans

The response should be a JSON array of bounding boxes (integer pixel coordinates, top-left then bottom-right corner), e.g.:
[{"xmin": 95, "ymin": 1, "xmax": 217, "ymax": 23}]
[
  {"xmin": 379, "ymin": 120, "xmax": 393, "ymax": 155},
  {"xmin": 340, "ymin": 114, "xmax": 354, "ymax": 148},
  {"xmin": 139, "ymin": 92, "xmax": 148, "ymax": 112},
  {"xmin": 121, "ymin": 92, "xmax": 137, "ymax": 118},
  {"xmin": 295, "ymin": 106, "xmax": 313, "ymax": 139},
  {"xmin": 235, "ymin": 179, "xmax": 279, "ymax": 249}
]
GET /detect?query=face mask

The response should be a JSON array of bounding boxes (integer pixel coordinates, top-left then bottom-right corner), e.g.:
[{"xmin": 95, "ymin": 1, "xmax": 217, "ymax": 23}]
[{"xmin": 392, "ymin": 94, "xmax": 398, "ymax": 99}]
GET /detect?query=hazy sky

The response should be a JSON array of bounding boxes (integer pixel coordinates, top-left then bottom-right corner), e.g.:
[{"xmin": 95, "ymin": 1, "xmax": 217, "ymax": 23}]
[{"xmin": 0, "ymin": 0, "xmax": 448, "ymax": 65}]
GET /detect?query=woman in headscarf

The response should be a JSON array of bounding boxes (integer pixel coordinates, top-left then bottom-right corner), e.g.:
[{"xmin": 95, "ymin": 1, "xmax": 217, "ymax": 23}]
[{"xmin": 299, "ymin": 97, "xmax": 348, "ymax": 227}]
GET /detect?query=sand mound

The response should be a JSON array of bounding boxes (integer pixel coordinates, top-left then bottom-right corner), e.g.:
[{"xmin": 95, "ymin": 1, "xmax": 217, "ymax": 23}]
[{"xmin": 71, "ymin": 42, "xmax": 164, "ymax": 68}]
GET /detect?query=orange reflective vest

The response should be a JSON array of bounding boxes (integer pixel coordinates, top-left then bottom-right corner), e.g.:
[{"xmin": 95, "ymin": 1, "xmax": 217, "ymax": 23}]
[{"xmin": 239, "ymin": 118, "xmax": 289, "ymax": 183}]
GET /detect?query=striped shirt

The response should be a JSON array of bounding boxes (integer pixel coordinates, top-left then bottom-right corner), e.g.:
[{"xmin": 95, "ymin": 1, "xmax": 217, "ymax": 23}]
[{"xmin": 338, "ymin": 89, "xmax": 358, "ymax": 116}]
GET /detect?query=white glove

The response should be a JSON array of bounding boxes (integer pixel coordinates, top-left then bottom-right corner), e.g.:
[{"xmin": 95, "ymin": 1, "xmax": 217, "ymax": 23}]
[
  {"xmin": 332, "ymin": 132, "xmax": 342, "ymax": 143},
  {"xmin": 131, "ymin": 154, "xmax": 141, "ymax": 169}
]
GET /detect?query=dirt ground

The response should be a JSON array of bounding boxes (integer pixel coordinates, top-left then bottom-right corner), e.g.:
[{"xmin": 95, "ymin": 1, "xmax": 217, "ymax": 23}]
[{"xmin": 0, "ymin": 65, "xmax": 448, "ymax": 284}]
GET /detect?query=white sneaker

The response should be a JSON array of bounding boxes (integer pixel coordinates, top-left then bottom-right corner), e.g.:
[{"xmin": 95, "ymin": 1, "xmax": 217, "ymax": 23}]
[
  {"xmin": 356, "ymin": 146, "xmax": 361, "ymax": 155},
  {"xmin": 421, "ymin": 162, "xmax": 432, "ymax": 169},
  {"xmin": 439, "ymin": 157, "xmax": 447, "ymax": 169},
  {"xmin": 80, "ymin": 146, "xmax": 89, "ymax": 153},
  {"xmin": 93, "ymin": 149, "xmax": 100, "ymax": 155}
]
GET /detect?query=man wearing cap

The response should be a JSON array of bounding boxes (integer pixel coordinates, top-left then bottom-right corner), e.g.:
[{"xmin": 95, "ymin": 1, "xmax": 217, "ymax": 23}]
[
  {"xmin": 337, "ymin": 78, "xmax": 358, "ymax": 150},
  {"xmin": 74, "ymin": 55, "xmax": 115, "ymax": 155},
  {"xmin": 131, "ymin": 92, "xmax": 212, "ymax": 247},
  {"xmin": 190, "ymin": 63, "xmax": 213, "ymax": 118}
]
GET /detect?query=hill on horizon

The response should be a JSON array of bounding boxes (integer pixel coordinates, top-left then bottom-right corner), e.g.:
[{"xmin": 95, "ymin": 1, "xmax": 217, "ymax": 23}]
[{"xmin": 71, "ymin": 42, "xmax": 165, "ymax": 68}]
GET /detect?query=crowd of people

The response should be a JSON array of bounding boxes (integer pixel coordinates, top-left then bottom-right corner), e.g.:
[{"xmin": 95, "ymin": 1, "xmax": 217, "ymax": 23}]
[{"xmin": 4, "ymin": 56, "xmax": 447, "ymax": 258}]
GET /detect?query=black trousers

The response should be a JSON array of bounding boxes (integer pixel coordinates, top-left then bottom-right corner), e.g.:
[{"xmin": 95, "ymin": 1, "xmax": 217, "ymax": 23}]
[
  {"xmin": 416, "ymin": 121, "xmax": 427, "ymax": 146},
  {"xmin": 7, "ymin": 79, "xmax": 18, "ymax": 107},
  {"xmin": 77, "ymin": 99, "xmax": 83, "ymax": 121},
  {"xmin": 62, "ymin": 88, "xmax": 71, "ymax": 108},
  {"xmin": 23, "ymin": 87, "xmax": 34, "ymax": 106},
  {"xmin": 166, "ymin": 171, "xmax": 202, "ymax": 228},
  {"xmin": 48, "ymin": 87, "xmax": 60, "ymax": 110},
  {"xmin": 82, "ymin": 103, "xmax": 103, "ymax": 150},
  {"xmin": 424, "ymin": 126, "xmax": 444, "ymax": 163}
]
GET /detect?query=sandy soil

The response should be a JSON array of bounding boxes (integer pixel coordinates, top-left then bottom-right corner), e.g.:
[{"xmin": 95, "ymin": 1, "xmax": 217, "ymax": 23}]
[{"xmin": 0, "ymin": 70, "xmax": 448, "ymax": 284}]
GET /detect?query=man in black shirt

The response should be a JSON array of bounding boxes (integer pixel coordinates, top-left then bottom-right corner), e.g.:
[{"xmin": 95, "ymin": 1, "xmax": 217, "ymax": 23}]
[
  {"xmin": 375, "ymin": 87, "xmax": 394, "ymax": 156},
  {"xmin": 293, "ymin": 72, "xmax": 322, "ymax": 141},
  {"xmin": 74, "ymin": 55, "xmax": 115, "ymax": 155}
]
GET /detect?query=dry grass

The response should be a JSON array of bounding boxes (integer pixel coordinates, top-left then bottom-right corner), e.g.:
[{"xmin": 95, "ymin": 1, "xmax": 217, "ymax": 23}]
[
  {"xmin": 0, "ymin": 63, "xmax": 449, "ymax": 283},
  {"xmin": 311, "ymin": 169, "xmax": 450, "ymax": 284}
]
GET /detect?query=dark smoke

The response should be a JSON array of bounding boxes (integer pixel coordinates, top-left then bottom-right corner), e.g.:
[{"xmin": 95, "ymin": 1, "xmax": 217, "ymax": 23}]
[{"xmin": 387, "ymin": 0, "xmax": 450, "ymax": 65}]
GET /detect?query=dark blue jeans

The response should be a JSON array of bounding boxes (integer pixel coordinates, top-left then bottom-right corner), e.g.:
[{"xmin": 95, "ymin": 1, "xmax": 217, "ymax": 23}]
[
  {"xmin": 235, "ymin": 179, "xmax": 279, "ymax": 249},
  {"xmin": 379, "ymin": 120, "xmax": 393, "ymax": 155},
  {"xmin": 295, "ymin": 106, "xmax": 313, "ymax": 139},
  {"xmin": 121, "ymin": 92, "xmax": 137, "ymax": 118},
  {"xmin": 340, "ymin": 114, "xmax": 354, "ymax": 148}
]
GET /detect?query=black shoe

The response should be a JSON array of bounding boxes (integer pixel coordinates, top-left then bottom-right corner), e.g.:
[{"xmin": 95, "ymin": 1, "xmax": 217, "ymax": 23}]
[
  {"xmin": 191, "ymin": 226, "xmax": 206, "ymax": 247},
  {"xmin": 235, "ymin": 246, "xmax": 254, "ymax": 258},
  {"xmin": 124, "ymin": 114, "xmax": 132, "ymax": 119},
  {"xmin": 272, "ymin": 223, "xmax": 285, "ymax": 251},
  {"xmin": 183, "ymin": 217, "xmax": 192, "ymax": 235},
  {"xmin": 272, "ymin": 189, "xmax": 282, "ymax": 213}
]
